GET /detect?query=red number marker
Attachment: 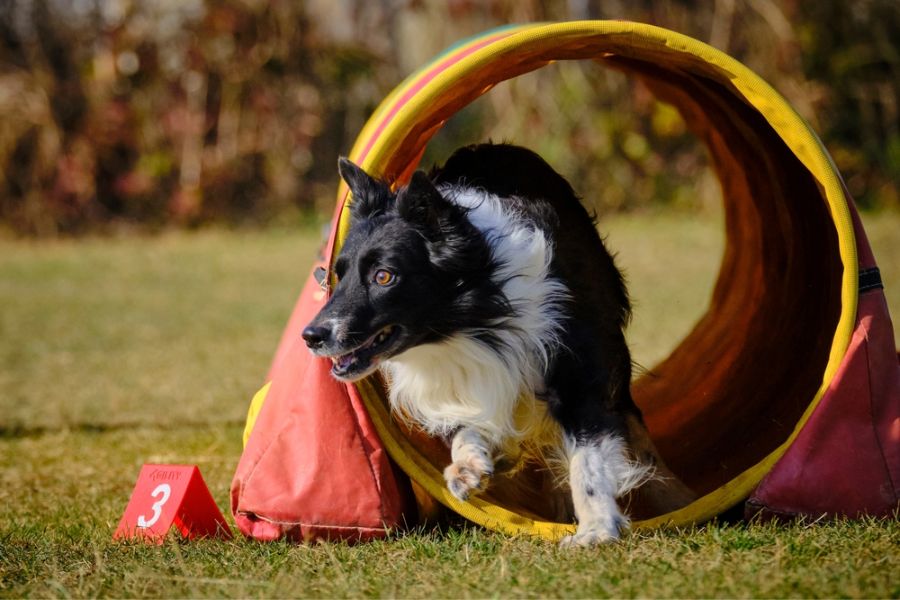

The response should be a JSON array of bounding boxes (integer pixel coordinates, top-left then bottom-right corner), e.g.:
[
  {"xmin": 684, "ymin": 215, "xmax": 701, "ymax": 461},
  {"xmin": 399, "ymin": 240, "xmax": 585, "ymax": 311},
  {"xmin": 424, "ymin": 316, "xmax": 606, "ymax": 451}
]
[{"xmin": 114, "ymin": 464, "xmax": 232, "ymax": 543}]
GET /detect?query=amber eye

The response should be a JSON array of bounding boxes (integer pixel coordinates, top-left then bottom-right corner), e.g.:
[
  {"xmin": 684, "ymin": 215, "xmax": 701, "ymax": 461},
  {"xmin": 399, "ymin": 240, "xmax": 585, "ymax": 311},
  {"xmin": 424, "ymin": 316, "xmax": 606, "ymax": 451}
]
[{"xmin": 373, "ymin": 269, "xmax": 395, "ymax": 286}]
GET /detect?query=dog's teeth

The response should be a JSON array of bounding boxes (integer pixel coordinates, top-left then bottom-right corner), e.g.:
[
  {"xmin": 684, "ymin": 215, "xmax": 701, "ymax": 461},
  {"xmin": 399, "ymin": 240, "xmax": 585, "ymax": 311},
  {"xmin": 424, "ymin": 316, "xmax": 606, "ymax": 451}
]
[{"xmin": 331, "ymin": 354, "xmax": 353, "ymax": 370}]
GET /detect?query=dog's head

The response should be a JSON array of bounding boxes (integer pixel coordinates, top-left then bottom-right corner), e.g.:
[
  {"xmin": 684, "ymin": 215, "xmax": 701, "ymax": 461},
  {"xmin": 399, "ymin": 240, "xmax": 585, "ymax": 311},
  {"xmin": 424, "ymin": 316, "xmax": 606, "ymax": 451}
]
[{"xmin": 302, "ymin": 158, "xmax": 507, "ymax": 381}]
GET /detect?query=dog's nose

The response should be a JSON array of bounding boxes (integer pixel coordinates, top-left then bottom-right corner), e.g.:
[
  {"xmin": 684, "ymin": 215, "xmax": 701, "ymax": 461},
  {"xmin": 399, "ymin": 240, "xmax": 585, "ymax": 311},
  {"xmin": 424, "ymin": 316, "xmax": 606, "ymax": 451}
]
[{"xmin": 302, "ymin": 325, "xmax": 331, "ymax": 349}]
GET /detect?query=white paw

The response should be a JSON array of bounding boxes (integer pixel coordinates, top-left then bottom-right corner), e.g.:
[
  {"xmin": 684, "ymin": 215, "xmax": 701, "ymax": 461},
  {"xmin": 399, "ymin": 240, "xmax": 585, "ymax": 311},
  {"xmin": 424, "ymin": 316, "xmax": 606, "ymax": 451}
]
[
  {"xmin": 443, "ymin": 452, "xmax": 493, "ymax": 501},
  {"xmin": 559, "ymin": 521, "xmax": 622, "ymax": 548}
]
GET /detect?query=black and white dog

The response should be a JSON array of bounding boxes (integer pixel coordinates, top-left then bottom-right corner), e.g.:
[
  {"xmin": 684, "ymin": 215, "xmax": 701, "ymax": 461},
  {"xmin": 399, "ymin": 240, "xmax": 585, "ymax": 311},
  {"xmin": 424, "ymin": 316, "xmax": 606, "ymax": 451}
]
[{"xmin": 302, "ymin": 143, "xmax": 694, "ymax": 546}]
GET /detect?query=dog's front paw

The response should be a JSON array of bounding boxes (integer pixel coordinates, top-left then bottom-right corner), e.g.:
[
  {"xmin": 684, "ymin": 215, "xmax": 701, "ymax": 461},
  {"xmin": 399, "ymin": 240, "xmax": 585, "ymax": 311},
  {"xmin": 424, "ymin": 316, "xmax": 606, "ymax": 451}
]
[
  {"xmin": 443, "ymin": 453, "xmax": 493, "ymax": 501},
  {"xmin": 559, "ymin": 520, "xmax": 623, "ymax": 548}
]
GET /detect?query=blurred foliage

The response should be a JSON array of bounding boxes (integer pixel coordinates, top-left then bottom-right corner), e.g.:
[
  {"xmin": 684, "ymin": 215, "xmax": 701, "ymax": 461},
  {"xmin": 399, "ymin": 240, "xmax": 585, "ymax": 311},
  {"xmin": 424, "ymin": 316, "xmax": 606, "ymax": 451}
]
[{"xmin": 0, "ymin": 0, "xmax": 897, "ymax": 236}]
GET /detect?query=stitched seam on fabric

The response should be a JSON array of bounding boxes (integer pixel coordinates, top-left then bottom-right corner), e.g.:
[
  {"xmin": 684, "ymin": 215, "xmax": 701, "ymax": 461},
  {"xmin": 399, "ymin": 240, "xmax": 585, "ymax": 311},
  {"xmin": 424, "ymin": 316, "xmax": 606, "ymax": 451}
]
[
  {"xmin": 235, "ymin": 511, "xmax": 391, "ymax": 531},
  {"xmin": 744, "ymin": 498, "xmax": 803, "ymax": 520}
]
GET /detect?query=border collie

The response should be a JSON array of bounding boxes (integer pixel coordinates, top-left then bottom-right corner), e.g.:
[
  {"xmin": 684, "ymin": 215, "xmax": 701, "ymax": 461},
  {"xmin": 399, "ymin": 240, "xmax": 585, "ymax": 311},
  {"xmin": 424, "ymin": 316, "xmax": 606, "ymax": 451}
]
[{"xmin": 302, "ymin": 143, "xmax": 695, "ymax": 546}]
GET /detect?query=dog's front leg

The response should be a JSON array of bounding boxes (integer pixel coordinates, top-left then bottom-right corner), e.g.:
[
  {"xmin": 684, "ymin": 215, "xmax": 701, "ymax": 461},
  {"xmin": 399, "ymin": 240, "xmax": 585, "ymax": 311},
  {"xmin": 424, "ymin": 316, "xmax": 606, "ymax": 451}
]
[
  {"xmin": 561, "ymin": 434, "xmax": 651, "ymax": 547},
  {"xmin": 443, "ymin": 427, "xmax": 494, "ymax": 501}
]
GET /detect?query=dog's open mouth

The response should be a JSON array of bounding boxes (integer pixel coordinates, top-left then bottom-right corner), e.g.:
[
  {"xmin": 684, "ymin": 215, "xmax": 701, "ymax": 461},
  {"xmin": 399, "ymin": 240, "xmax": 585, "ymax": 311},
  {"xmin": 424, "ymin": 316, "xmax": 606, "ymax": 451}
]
[{"xmin": 330, "ymin": 325, "xmax": 401, "ymax": 379}]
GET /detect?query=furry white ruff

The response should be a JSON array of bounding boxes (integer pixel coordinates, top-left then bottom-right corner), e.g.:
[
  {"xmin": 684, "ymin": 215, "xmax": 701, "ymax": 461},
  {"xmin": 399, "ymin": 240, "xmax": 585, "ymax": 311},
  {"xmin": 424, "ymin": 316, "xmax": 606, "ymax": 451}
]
[{"xmin": 382, "ymin": 186, "xmax": 569, "ymax": 448}]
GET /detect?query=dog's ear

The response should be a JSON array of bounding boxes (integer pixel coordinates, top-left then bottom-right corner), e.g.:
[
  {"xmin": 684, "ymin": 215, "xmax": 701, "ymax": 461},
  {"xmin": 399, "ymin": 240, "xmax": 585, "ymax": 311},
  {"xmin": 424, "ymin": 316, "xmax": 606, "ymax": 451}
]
[
  {"xmin": 338, "ymin": 157, "xmax": 392, "ymax": 219},
  {"xmin": 396, "ymin": 171, "xmax": 452, "ymax": 237}
]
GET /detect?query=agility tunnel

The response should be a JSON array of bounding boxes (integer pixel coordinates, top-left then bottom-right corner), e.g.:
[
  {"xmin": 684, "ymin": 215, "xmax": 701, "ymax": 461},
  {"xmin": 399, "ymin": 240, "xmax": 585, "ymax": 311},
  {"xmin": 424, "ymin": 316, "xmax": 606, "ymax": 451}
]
[{"xmin": 231, "ymin": 21, "xmax": 900, "ymax": 542}]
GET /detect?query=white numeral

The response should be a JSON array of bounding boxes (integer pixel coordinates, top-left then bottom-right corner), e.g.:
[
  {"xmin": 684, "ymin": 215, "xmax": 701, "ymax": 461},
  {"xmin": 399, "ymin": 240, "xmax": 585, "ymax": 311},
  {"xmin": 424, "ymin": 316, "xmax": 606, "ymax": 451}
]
[{"xmin": 136, "ymin": 483, "xmax": 171, "ymax": 528}]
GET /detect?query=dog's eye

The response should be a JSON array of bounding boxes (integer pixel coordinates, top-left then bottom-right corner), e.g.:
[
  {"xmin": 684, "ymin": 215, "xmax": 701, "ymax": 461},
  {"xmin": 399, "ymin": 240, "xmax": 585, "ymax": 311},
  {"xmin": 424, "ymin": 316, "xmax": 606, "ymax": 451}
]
[{"xmin": 373, "ymin": 269, "xmax": 395, "ymax": 286}]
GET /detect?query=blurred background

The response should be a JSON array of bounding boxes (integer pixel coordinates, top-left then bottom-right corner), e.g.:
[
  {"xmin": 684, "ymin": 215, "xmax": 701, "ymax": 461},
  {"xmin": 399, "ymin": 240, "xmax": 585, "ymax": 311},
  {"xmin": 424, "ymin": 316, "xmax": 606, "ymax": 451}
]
[{"xmin": 1, "ymin": 0, "xmax": 898, "ymax": 236}]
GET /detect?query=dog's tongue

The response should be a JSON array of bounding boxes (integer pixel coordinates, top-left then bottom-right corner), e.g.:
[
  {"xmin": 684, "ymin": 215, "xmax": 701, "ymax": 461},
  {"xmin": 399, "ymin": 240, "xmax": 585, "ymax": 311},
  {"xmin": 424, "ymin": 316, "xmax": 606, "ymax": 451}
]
[{"xmin": 335, "ymin": 353, "xmax": 354, "ymax": 370}]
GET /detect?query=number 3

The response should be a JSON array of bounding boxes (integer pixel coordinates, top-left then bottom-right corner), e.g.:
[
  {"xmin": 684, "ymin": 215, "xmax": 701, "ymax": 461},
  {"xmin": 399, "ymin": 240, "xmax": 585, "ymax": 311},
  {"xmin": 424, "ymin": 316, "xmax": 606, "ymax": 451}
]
[{"xmin": 137, "ymin": 483, "xmax": 171, "ymax": 528}]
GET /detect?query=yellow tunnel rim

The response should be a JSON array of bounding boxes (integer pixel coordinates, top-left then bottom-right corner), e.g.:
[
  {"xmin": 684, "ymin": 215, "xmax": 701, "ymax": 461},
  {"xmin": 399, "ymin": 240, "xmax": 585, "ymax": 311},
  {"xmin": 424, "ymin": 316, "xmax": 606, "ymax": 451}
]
[{"xmin": 324, "ymin": 20, "xmax": 858, "ymax": 537}]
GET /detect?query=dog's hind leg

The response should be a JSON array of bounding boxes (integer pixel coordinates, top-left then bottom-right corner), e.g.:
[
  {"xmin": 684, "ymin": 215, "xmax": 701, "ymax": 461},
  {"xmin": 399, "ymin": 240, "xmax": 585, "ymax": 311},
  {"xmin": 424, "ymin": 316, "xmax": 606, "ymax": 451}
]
[
  {"xmin": 560, "ymin": 434, "xmax": 653, "ymax": 547},
  {"xmin": 444, "ymin": 427, "xmax": 495, "ymax": 501}
]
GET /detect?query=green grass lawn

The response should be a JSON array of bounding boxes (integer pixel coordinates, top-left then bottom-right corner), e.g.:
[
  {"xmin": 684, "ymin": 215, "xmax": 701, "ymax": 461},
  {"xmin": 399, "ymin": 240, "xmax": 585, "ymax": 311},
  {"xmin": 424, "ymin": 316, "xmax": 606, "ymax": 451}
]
[{"xmin": 1, "ymin": 211, "xmax": 898, "ymax": 598}]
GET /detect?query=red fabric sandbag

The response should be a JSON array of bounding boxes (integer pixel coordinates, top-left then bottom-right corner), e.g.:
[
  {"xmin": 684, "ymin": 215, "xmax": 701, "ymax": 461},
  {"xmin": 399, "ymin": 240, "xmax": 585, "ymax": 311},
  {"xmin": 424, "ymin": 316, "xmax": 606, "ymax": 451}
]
[
  {"xmin": 747, "ymin": 201, "xmax": 900, "ymax": 519},
  {"xmin": 230, "ymin": 266, "xmax": 414, "ymax": 542}
]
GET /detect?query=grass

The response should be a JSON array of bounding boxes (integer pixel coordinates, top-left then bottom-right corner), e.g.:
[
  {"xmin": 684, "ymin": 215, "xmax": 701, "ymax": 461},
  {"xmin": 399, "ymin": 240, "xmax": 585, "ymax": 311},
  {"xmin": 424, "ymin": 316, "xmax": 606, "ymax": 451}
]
[
  {"xmin": 1, "ymin": 211, "xmax": 898, "ymax": 598},
  {"xmin": 0, "ymin": 229, "xmax": 321, "ymax": 431}
]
